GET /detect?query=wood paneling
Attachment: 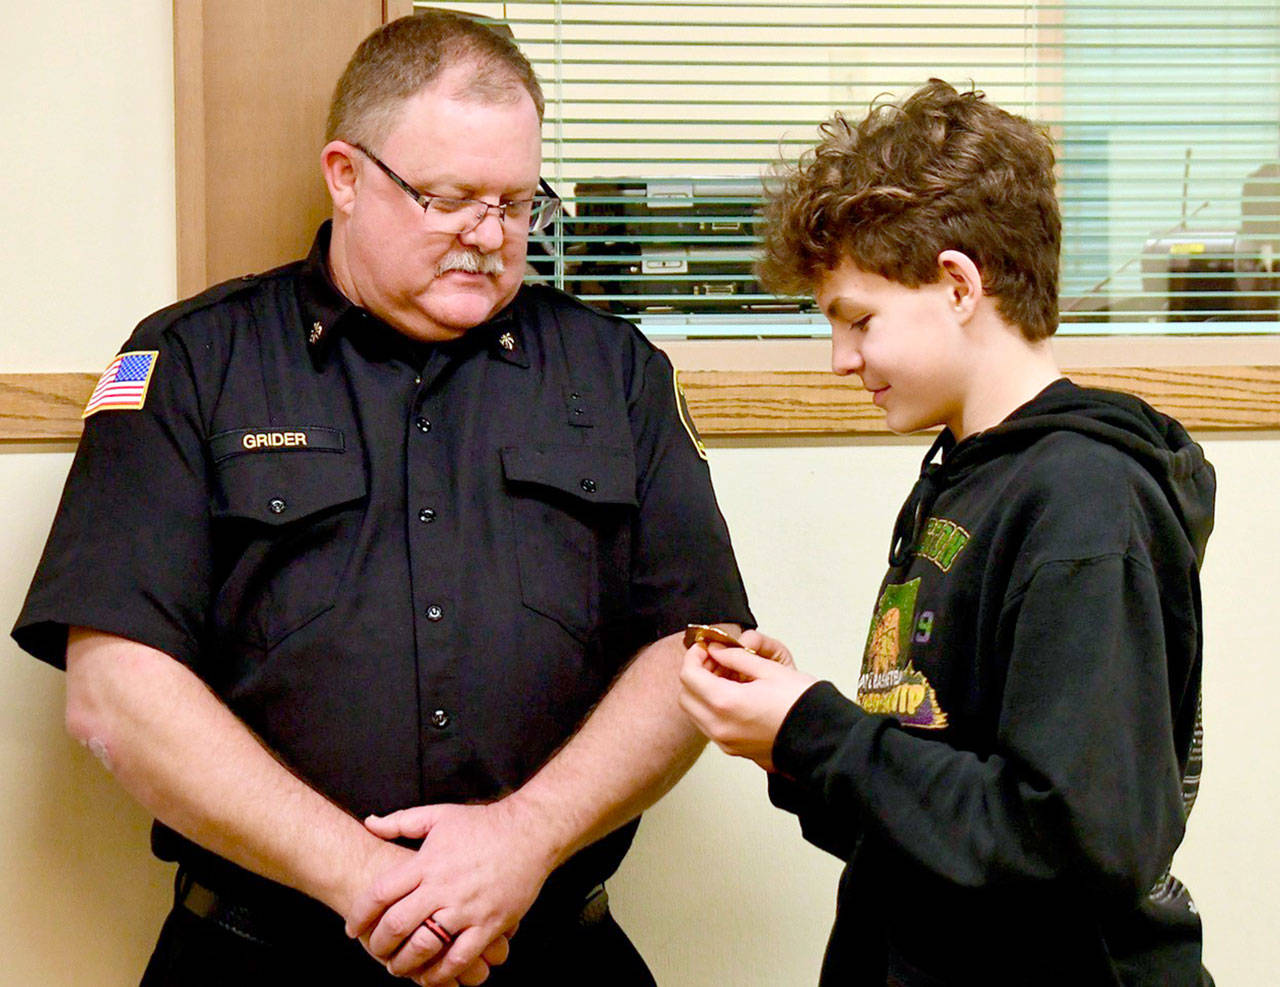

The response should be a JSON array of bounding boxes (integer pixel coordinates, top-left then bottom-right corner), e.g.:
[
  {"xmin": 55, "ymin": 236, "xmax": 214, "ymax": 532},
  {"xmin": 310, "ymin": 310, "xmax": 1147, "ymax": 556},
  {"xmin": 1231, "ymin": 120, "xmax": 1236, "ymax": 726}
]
[
  {"xmin": 676, "ymin": 365, "xmax": 1280, "ymax": 436},
  {"xmin": 6, "ymin": 363, "xmax": 1278, "ymax": 443}
]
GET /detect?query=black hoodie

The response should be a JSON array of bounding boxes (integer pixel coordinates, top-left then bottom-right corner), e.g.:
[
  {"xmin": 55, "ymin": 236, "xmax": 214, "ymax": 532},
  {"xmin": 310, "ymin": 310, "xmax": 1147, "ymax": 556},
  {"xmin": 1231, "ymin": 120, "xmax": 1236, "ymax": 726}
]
[{"xmin": 769, "ymin": 379, "xmax": 1215, "ymax": 986}]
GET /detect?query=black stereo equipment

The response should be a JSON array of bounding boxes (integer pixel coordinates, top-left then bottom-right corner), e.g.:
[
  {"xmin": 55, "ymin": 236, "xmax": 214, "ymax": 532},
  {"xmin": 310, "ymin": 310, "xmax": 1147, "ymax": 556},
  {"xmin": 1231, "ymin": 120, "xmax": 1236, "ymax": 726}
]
[{"xmin": 562, "ymin": 178, "xmax": 786, "ymax": 314}]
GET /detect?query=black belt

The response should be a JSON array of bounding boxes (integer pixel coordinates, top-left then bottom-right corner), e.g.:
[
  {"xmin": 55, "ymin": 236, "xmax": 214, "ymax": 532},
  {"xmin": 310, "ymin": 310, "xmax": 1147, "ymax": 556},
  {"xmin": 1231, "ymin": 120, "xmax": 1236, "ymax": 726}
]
[{"xmin": 176, "ymin": 870, "xmax": 611, "ymax": 947}]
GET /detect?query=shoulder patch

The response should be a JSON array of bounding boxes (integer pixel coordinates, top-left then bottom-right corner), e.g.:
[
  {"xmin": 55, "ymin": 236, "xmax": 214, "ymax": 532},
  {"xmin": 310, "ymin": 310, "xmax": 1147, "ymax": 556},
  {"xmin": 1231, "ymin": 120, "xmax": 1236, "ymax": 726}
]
[
  {"xmin": 673, "ymin": 368, "xmax": 708, "ymax": 461},
  {"xmin": 83, "ymin": 351, "xmax": 159, "ymax": 418}
]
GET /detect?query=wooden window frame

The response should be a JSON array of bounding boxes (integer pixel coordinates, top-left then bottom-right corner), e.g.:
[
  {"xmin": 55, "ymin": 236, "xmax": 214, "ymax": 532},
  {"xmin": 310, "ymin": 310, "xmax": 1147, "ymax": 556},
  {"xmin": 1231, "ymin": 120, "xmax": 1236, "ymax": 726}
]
[{"xmin": 3, "ymin": 0, "xmax": 1277, "ymax": 444}]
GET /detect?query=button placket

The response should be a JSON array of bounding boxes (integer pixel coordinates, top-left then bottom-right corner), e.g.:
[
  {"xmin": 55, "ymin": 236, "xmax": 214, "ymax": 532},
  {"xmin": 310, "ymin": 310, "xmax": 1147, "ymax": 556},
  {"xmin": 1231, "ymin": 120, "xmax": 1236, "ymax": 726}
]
[{"xmin": 405, "ymin": 375, "xmax": 461, "ymax": 755}]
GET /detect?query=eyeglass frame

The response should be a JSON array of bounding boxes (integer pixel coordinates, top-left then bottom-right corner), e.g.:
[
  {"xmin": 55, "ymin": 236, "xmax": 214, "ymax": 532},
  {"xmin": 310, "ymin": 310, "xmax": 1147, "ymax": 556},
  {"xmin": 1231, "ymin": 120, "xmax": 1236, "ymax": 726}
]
[{"xmin": 352, "ymin": 143, "xmax": 561, "ymax": 235}]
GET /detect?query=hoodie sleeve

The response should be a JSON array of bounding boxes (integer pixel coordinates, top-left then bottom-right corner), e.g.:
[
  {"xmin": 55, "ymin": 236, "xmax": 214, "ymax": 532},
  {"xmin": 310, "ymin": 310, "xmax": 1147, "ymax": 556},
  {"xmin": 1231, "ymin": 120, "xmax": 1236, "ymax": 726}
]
[{"xmin": 771, "ymin": 548, "xmax": 1188, "ymax": 905}]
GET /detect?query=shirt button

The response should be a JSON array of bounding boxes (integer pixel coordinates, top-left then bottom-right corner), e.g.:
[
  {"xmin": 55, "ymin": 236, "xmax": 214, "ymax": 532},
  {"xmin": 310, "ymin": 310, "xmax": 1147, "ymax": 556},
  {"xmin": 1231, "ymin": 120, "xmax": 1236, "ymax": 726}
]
[
  {"xmin": 268, "ymin": 498, "xmax": 287, "ymax": 514},
  {"xmin": 430, "ymin": 709, "xmax": 451, "ymax": 729},
  {"xmin": 426, "ymin": 604, "xmax": 444, "ymax": 621},
  {"xmin": 580, "ymin": 478, "xmax": 597, "ymax": 493},
  {"xmin": 416, "ymin": 417, "xmax": 431, "ymax": 433},
  {"xmin": 418, "ymin": 508, "xmax": 436, "ymax": 523}
]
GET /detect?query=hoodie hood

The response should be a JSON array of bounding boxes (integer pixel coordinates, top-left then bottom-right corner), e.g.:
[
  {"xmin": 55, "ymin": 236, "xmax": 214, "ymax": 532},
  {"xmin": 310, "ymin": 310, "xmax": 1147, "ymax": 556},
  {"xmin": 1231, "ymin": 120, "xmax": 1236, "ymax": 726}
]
[{"xmin": 889, "ymin": 378, "xmax": 1216, "ymax": 568}]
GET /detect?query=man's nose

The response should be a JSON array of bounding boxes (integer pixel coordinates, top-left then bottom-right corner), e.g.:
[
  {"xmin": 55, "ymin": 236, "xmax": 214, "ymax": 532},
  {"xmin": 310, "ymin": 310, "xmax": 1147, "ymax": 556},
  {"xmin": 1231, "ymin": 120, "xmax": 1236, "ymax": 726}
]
[{"xmin": 459, "ymin": 209, "xmax": 506, "ymax": 253}]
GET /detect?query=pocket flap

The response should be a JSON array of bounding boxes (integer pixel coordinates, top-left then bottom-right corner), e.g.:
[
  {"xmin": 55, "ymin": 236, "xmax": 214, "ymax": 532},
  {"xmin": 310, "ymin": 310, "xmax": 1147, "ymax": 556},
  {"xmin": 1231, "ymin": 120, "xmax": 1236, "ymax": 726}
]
[
  {"xmin": 212, "ymin": 448, "xmax": 367, "ymax": 525},
  {"xmin": 501, "ymin": 445, "xmax": 637, "ymax": 507}
]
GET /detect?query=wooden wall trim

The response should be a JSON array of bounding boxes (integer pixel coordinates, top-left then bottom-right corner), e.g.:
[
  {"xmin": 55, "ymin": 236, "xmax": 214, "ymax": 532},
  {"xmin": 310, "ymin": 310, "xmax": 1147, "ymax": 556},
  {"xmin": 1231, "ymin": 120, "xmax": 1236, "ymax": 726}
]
[
  {"xmin": 678, "ymin": 364, "xmax": 1280, "ymax": 435},
  {"xmin": 173, "ymin": 0, "xmax": 207, "ymax": 296},
  {"xmin": 5, "ymin": 363, "xmax": 1279, "ymax": 444}
]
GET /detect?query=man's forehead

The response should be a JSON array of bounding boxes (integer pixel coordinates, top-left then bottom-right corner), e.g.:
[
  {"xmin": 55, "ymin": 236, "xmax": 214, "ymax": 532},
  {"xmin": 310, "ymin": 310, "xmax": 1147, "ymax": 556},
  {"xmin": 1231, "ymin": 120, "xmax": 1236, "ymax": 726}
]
[
  {"xmin": 387, "ymin": 82, "xmax": 539, "ymax": 142},
  {"xmin": 380, "ymin": 85, "xmax": 542, "ymax": 186}
]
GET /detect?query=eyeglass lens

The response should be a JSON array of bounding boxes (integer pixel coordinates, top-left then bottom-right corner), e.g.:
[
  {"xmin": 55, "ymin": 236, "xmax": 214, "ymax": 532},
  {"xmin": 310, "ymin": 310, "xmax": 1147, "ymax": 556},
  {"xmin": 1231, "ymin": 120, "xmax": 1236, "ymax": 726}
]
[{"xmin": 424, "ymin": 196, "xmax": 558, "ymax": 234}]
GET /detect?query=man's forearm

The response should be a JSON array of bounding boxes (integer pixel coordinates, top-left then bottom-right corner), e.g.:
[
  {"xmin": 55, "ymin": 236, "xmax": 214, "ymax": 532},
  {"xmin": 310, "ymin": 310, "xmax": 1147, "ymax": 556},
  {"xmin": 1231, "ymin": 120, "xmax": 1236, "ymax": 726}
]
[
  {"xmin": 504, "ymin": 628, "xmax": 714, "ymax": 868},
  {"xmin": 64, "ymin": 628, "xmax": 401, "ymax": 915}
]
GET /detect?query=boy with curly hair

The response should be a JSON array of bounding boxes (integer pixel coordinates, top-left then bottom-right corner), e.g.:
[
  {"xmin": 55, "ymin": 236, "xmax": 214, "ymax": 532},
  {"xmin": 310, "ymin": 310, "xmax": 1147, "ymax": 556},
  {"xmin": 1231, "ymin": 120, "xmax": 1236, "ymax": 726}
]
[{"xmin": 679, "ymin": 80, "xmax": 1214, "ymax": 985}]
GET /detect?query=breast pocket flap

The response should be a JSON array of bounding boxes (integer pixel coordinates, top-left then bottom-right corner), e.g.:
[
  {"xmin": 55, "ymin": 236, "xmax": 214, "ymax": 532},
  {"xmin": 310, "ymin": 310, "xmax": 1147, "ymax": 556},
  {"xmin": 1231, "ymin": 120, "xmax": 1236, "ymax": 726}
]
[
  {"xmin": 212, "ymin": 451, "xmax": 367, "ymax": 525},
  {"xmin": 500, "ymin": 444, "xmax": 637, "ymax": 507}
]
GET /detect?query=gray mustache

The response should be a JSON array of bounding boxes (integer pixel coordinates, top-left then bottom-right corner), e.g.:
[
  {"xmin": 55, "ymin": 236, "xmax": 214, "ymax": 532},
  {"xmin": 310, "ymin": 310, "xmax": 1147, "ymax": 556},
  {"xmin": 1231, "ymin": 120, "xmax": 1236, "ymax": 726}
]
[{"xmin": 437, "ymin": 250, "xmax": 505, "ymax": 276}]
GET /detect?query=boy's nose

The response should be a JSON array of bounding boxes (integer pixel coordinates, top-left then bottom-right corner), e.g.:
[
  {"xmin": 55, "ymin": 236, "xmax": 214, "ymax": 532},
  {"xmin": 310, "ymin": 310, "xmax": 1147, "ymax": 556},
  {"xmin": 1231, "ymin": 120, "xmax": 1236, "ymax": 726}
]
[{"xmin": 830, "ymin": 338, "xmax": 863, "ymax": 376}]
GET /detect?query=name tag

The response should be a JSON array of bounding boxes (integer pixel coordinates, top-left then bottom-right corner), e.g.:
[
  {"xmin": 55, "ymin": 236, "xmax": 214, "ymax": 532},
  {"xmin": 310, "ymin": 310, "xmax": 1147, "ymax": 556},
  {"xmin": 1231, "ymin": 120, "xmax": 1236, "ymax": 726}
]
[{"xmin": 210, "ymin": 426, "xmax": 345, "ymax": 462}]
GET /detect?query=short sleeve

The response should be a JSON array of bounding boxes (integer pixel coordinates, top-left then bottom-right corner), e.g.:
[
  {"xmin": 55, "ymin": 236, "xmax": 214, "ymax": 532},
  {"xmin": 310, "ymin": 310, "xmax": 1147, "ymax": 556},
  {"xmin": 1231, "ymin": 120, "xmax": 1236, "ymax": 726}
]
[
  {"xmin": 13, "ymin": 331, "xmax": 214, "ymax": 669},
  {"xmin": 624, "ymin": 344, "xmax": 753, "ymax": 639}
]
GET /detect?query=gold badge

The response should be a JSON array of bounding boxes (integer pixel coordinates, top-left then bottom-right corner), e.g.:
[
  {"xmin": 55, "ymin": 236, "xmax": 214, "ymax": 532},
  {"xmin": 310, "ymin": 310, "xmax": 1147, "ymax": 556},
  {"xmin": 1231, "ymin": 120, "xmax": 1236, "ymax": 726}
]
[
  {"xmin": 499, "ymin": 332, "xmax": 516, "ymax": 351},
  {"xmin": 309, "ymin": 321, "xmax": 324, "ymax": 345}
]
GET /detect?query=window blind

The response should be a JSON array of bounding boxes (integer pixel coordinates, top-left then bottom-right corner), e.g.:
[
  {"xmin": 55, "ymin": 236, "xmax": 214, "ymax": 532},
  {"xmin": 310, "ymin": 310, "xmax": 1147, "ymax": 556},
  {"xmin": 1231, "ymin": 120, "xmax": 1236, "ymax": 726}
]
[{"xmin": 416, "ymin": 1, "xmax": 1280, "ymax": 337}]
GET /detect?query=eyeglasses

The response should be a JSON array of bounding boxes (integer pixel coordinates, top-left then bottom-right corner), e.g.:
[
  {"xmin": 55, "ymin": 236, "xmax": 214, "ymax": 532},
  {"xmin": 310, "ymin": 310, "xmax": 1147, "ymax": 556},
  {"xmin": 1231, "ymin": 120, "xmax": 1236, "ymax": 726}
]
[{"xmin": 354, "ymin": 144, "xmax": 560, "ymax": 235}]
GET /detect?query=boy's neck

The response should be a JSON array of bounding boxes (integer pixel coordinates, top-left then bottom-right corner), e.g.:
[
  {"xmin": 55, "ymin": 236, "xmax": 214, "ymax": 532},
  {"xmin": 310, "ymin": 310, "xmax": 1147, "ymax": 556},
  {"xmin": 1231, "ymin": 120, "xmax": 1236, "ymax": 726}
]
[{"xmin": 952, "ymin": 308, "xmax": 1062, "ymax": 440}]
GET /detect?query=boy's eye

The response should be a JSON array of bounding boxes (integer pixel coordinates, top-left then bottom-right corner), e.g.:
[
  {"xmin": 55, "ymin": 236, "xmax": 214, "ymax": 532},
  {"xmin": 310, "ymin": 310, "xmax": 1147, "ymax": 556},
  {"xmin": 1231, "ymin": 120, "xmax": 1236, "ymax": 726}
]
[{"xmin": 850, "ymin": 314, "xmax": 871, "ymax": 332}]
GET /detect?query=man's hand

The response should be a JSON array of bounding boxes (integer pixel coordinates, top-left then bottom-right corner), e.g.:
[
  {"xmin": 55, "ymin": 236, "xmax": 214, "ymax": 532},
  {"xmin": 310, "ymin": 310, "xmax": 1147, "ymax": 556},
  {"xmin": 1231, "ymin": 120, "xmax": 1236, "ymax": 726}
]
[
  {"xmin": 345, "ymin": 799, "xmax": 553, "ymax": 986},
  {"xmin": 678, "ymin": 630, "xmax": 816, "ymax": 772}
]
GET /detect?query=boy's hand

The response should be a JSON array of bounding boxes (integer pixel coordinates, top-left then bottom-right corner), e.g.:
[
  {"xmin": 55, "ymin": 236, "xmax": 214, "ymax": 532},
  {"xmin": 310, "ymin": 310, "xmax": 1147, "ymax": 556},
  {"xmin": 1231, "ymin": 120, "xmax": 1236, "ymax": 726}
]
[{"xmin": 678, "ymin": 634, "xmax": 816, "ymax": 772}]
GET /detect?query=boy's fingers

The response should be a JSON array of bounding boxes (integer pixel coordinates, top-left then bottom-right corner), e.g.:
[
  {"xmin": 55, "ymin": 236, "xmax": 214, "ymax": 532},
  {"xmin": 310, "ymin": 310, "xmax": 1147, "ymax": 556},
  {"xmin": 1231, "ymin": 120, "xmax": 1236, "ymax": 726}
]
[
  {"xmin": 705, "ymin": 645, "xmax": 776, "ymax": 679},
  {"xmin": 737, "ymin": 630, "xmax": 794, "ymax": 666},
  {"xmin": 679, "ymin": 646, "xmax": 724, "ymax": 695}
]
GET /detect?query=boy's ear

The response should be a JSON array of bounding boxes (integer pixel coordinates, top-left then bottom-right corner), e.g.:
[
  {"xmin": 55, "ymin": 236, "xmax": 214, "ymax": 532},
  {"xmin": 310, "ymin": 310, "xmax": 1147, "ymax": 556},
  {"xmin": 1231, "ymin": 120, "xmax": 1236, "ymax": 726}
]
[{"xmin": 937, "ymin": 249, "xmax": 983, "ymax": 321}]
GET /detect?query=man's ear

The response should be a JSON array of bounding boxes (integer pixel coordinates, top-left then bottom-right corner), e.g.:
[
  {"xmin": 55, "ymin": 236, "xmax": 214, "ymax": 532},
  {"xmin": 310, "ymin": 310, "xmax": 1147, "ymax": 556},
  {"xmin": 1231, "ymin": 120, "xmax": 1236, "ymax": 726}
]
[
  {"xmin": 937, "ymin": 249, "xmax": 983, "ymax": 321},
  {"xmin": 321, "ymin": 141, "xmax": 360, "ymax": 215}
]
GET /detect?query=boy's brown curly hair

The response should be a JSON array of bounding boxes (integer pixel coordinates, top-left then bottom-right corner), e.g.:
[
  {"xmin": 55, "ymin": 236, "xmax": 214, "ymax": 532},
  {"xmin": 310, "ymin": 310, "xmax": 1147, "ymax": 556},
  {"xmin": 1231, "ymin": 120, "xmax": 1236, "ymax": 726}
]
[{"xmin": 757, "ymin": 79, "xmax": 1061, "ymax": 340}]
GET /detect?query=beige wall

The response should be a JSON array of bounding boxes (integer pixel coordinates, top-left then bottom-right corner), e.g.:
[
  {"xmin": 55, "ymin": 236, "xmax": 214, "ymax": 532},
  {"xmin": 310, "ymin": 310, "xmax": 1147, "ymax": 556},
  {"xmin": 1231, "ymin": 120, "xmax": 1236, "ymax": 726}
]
[{"xmin": 2, "ymin": 4, "xmax": 1277, "ymax": 985}]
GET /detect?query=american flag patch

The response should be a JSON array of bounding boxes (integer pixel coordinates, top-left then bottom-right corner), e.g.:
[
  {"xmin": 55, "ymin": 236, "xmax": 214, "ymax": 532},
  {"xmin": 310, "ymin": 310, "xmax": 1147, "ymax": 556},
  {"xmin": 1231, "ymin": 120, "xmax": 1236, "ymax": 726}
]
[{"xmin": 83, "ymin": 350, "xmax": 159, "ymax": 418}]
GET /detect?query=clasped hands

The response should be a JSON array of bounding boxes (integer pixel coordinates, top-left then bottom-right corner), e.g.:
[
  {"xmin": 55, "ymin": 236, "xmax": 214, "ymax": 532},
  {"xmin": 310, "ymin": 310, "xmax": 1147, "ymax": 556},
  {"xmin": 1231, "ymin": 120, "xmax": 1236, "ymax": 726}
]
[
  {"xmin": 677, "ymin": 628, "xmax": 818, "ymax": 773},
  {"xmin": 344, "ymin": 798, "xmax": 551, "ymax": 986}
]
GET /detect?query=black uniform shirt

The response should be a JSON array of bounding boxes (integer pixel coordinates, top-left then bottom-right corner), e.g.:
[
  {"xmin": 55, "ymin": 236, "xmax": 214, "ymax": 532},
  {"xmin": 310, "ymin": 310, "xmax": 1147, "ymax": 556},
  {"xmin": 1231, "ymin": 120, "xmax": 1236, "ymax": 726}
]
[{"xmin": 14, "ymin": 223, "xmax": 753, "ymax": 894}]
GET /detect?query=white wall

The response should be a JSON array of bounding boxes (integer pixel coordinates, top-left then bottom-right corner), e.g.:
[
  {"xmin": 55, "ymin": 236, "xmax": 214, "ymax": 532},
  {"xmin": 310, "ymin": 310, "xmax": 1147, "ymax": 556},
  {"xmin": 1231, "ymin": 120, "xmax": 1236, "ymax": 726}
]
[
  {"xmin": 2, "ymin": 4, "xmax": 1277, "ymax": 985},
  {"xmin": 1, "ymin": 2, "xmax": 177, "ymax": 372}
]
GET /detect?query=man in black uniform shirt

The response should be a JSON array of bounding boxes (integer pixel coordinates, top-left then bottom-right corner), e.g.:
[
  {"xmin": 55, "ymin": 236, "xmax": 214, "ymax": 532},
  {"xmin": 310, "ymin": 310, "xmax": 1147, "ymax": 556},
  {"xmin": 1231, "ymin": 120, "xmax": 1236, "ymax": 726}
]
[{"xmin": 12, "ymin": 12, "xmax": 752, "ymax": 987}]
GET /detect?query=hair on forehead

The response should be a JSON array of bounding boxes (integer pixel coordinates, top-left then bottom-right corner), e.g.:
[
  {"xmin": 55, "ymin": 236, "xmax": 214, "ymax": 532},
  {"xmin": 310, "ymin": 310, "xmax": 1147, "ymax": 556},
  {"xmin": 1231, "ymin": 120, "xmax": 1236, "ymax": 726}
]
[{"xmin": 326, "ymin": 10, "xmax": 545, "ymax": 150}]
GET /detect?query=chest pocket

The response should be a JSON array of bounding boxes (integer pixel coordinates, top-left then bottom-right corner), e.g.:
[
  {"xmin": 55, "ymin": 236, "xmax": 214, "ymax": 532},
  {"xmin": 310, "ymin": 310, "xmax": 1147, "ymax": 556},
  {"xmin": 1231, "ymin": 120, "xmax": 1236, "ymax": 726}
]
[
  {"xmin": 501, "ymin": 444, "xmax": 637, "ymax": 642},
  {"xmin": 210, "ymin": 446, "xmax": 368, "ymax": 650}
]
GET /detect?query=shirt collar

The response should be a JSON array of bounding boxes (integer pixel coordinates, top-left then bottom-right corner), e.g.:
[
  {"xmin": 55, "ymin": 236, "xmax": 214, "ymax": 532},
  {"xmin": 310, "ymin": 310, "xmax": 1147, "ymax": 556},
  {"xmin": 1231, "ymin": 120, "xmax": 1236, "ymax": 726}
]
[
  {"xmin": 297, "ymin": 221, "xmax": 360, "ymax": 358},
  {"xmin": 297, "ymin": 221, "xmax": 530, "ymax": 369}
]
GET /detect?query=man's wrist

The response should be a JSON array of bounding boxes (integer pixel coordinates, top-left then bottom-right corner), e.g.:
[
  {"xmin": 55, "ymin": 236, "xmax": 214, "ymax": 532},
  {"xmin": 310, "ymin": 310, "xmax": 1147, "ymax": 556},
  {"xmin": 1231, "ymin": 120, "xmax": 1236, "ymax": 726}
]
[
  {"xmin": 499, "ymin": 786, "xmax": 574, "ymax": 873},
  {"xmin": 316, "ymin": 827, "xmax": 407, "ymax": 917}
]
